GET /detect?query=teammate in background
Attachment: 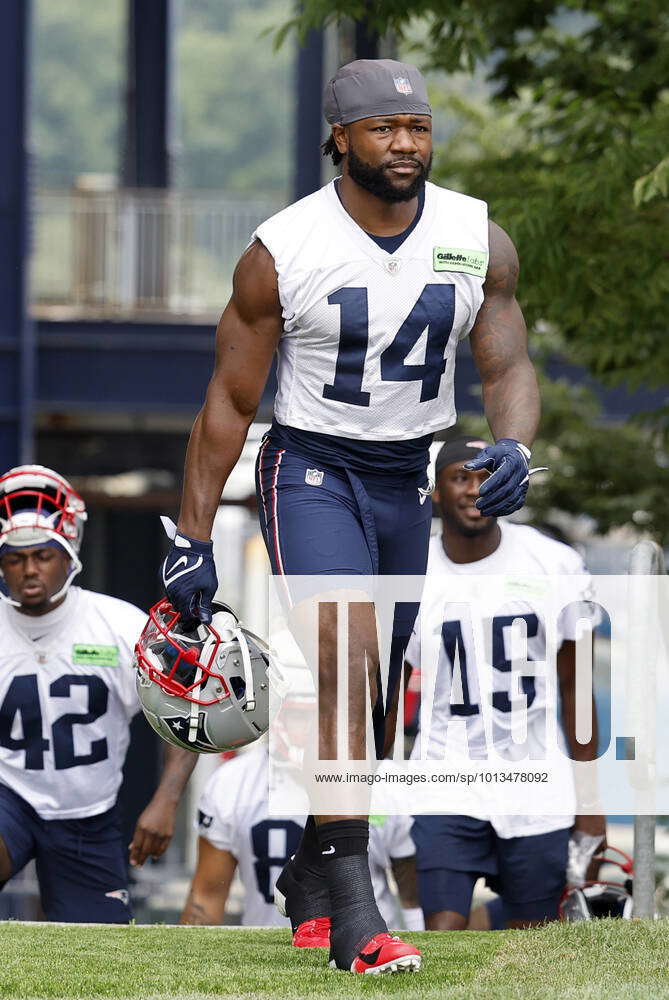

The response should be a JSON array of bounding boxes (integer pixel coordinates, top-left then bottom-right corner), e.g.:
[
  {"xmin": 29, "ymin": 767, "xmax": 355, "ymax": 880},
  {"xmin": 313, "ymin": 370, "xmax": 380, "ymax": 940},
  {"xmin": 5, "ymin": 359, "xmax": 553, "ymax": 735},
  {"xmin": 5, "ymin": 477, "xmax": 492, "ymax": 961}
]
[
  {"xmin": 180, "ymin": 742, "xmax": 423, "ymax": 933},
  {"xmin": 161, "ymin": 58, "xmax": 540, "ymax": 973},
  {"xmin": 0, "ymin": 466, "xmax": 196, "ymax": 923},
  {"xmin": 407, "ymin": 438, "xmax": 605, "ymax": 929}
]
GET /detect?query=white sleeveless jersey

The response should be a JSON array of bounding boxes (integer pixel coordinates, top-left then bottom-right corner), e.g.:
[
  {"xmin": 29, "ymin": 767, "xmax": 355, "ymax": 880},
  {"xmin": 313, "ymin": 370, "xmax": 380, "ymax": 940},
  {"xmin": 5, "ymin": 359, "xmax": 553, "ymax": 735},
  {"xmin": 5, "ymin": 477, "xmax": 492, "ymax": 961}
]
[
  {"xmin": 0, "ymin": 588, "xmax": 145, "ymax": 819},
  {"xmin": 197, "ymin": 745, "xmax": 413, "ymax": 926},
  {"xmin": 253, "ymin": 180, "xmax": 488, "ymax": 441},
  {"xmin": 406, "ymin": 524, "xmax": 601, "ymax": 838}
]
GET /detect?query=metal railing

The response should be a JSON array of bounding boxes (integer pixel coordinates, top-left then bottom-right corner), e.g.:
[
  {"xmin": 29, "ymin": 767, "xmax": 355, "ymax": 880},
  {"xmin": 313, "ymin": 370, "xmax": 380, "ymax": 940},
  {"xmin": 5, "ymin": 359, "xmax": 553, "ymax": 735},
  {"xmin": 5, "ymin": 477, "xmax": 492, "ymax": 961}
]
[
  {"xmin": 32, "ymin": 189, "xmax": 282, "ymax": 318},
  {"xmin": 628, "ymin": 539, "xmax": 666, "ymax": 918}
]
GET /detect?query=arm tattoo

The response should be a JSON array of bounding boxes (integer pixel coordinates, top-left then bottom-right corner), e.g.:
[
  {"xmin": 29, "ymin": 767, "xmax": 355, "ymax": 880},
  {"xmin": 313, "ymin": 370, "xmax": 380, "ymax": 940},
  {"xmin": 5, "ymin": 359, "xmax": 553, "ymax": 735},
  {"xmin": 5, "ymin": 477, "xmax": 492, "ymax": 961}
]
[{"xmin": 469, "ymin": 221, "xmax": 539, "ymax": 446}]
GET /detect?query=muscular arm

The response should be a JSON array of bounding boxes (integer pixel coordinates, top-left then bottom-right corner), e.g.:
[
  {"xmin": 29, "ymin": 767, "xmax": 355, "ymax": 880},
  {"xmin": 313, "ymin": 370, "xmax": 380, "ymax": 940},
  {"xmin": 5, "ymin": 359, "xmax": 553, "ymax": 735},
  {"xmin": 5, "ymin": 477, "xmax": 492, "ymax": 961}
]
[
  {"xmin": 180, "ymin": 837, "xmax": 238, "ymax": 925},
  {"xmin": 469, "ymin": 221, "xmax": 540, "ymax": 448},
  {"xmin": 178, "ymin": 240, "xmax": 283, "ymax": 540}
]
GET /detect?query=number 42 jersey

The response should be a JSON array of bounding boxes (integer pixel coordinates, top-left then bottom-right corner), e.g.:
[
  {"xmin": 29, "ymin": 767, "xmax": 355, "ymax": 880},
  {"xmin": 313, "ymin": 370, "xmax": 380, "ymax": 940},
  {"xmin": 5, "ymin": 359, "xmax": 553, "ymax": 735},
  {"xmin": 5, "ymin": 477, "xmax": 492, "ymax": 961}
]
[
  {"xmin": 0, "ymin": 588, "xmax": 145, "ymax": 820},
  {"xmin": 253, "ymin": 180, "xmax": 488, "ymax": 441}
]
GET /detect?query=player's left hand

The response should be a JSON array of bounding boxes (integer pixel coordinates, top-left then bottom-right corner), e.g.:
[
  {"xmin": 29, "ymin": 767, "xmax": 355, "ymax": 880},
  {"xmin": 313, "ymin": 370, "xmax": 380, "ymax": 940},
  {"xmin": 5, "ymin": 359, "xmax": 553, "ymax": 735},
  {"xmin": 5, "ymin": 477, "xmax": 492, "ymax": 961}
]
[
  {"xmin": 128, "ymin": 798, "xmax": 178, "ymax": 867},
  {"xmin": 160, "ymin": 516, "xmax": 218, "ymax": 625},
  {"xmin": 465, "ymin": 438, "xmax": 535, "ymax": 516}
]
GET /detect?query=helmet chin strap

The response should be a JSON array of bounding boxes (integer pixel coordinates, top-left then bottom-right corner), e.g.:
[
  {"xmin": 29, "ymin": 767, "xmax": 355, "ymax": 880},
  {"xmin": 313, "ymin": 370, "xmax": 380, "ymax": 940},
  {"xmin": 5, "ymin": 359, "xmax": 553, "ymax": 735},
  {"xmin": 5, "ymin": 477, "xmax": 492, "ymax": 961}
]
[
  {"xmin": 48, "ymin": 552, "xmax": 83, "ymax": 604},
  {"xmin": 188, "ymin": 664, "xmax": 203, "ymax": 743},
  {"xmin": 234, "ymin": 627, "xmax": 256, "ymax": 712}
]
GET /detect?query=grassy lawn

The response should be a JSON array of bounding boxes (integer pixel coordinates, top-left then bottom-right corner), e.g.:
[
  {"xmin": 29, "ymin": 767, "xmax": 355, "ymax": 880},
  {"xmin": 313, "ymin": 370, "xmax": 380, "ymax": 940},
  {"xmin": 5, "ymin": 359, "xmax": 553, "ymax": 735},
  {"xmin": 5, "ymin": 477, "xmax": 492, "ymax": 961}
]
[{"xmin": 0, "ymin": 921, "xmax": 668, "ymax": 1000}]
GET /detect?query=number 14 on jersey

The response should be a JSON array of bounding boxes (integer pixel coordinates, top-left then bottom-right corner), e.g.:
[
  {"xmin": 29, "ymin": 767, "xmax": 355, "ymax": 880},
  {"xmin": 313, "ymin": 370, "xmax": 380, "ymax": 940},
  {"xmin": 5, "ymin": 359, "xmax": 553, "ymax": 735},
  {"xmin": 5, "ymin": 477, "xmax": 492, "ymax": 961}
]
[{"xmin": 323, "ymin": 284, "xmax": 456, "ymax": 407}]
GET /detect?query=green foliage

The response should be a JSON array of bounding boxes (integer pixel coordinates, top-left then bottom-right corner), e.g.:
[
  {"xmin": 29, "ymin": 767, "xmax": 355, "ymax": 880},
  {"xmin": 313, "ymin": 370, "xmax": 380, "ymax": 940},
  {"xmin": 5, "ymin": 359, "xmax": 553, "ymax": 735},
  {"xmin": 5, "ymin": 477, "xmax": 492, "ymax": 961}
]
[
  {"xmin": 635, "ymin": 156, "xmax": 669, "ymax": 206},
  {"xmin": 32, "ymin": 0, "xmax": 125, "ymax": 185},
  {"xmin": 458, "ymin": 369, "xmax": 669, "ymax": 543},
  {"xmin": 294, "ymin": 1, "xmax": 669, "ymax": 392},
  {"xmin": 32, "ymin": 0, "xmax": 292, "ymax": 197},
  {"xmin": 432, "ymin": 94, "xmax": 669, "ymax": 392},
  {"xmin": 176, "ymin": 0, "xmax": 292, "ymax": 195}
]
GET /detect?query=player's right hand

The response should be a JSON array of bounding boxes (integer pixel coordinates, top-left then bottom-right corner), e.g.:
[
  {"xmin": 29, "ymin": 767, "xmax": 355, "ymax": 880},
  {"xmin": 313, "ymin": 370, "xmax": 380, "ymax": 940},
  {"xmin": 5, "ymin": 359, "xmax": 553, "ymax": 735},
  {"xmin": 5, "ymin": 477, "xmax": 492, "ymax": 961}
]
[{"xmin": 160, "ymin": 517, "xmax": 218, "ymax": 625}]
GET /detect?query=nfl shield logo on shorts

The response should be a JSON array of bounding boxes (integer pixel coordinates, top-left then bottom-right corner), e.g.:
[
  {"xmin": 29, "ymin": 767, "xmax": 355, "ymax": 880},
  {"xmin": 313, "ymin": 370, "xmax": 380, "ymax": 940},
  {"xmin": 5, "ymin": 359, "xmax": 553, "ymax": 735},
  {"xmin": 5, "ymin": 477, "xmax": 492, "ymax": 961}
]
[
  {"xmin": 393, "ymin": 76, "xmax": 413, "ymax": 95},
  {"xmin": 305, "ymin": 468, "xmax": 324, "ymax": 487}
]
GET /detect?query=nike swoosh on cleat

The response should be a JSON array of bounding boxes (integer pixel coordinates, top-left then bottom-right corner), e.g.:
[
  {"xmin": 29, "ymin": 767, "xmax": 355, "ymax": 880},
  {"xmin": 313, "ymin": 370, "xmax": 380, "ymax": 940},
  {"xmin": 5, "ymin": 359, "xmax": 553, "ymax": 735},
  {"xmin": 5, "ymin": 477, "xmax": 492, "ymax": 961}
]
[
  {"xmin": 321, "ymin": 845, "xmax": 335, "ymax": 855},
  {"xmin": 357, "ymin": 948, "xmax": 382, "ymax": 966}
]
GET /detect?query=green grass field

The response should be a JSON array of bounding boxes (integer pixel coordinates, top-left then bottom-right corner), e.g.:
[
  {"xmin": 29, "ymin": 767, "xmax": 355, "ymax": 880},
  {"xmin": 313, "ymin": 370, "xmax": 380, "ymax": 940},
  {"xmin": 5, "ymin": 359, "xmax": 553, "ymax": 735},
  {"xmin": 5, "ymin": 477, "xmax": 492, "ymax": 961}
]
[{"xmin": 1, "ymin": 921, "xmax": 668, "ymax": 1000}]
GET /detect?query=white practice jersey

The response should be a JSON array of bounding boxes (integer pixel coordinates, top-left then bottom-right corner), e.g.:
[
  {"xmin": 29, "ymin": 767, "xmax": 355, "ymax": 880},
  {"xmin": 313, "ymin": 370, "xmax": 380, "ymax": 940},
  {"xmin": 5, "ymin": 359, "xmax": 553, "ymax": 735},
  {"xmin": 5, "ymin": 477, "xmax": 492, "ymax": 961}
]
[
  {"xmin": 368, "ymin": 812, "xmax": 416, "ymax": 927},
  {"xmin": 253, "ymin": 180, "xmax": 488, "ymax": 441},
  {"xmin": 197, "ymin": 745, "xmax": 415, "ymax": 927},
  {"xmin": 0, "ymin": 588, "xmax": 144, "ymax": 819},
  {"xmin": 406, "ymin": 524, "xmax": 600, "ymax": 838}
]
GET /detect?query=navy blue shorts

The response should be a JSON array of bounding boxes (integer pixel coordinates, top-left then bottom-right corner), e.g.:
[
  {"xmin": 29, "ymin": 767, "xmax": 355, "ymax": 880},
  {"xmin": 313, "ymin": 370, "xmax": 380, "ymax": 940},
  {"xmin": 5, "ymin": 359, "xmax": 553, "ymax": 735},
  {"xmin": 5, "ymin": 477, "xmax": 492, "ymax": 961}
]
[
  {"xmin": 256, "ymin": 441, "xmax": 432, "ymax": 752},
  {"xmin": 0, "ymin": 782, "xmax": 131, "ymax": 923},
  {"xmin": 486, "ymin": 895, "xmax": 507, "ymax": 929},
  {"xmin": 255, "ymin": 440, "xmax": 432, "ymax": 582},
  {"xmin": 412, "ymin": 814, "xmax": 570, "ymax": 923}
]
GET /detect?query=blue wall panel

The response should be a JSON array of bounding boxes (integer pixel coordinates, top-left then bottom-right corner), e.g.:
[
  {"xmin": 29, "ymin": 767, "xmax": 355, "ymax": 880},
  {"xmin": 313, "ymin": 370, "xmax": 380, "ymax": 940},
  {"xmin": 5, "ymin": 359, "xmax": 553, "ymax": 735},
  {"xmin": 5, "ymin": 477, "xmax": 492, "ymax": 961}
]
[{"xmin": 0, "ymin": 0, "xmax": 33, "ymax": 473}]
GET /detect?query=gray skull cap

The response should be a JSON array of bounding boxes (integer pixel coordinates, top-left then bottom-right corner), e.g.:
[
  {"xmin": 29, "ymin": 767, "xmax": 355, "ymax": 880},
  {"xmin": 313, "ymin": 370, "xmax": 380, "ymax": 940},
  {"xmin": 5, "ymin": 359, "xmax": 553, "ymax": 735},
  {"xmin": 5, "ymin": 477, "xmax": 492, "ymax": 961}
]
[{"xmin": 323, "ymin": 58, "xmax": 431, "ymax": 126}]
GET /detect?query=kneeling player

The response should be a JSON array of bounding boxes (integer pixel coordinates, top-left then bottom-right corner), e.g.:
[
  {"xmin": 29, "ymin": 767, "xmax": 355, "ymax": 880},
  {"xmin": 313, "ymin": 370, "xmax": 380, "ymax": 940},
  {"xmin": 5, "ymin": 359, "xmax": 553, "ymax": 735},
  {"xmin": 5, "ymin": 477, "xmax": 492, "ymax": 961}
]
[
  {"xmin": 180, "ymin": 740, "xmax": 423, "ymax": 933},
  {"xmin": 407, "ymin": 438, "xmax": 605, "ymax": 928},
  {"xmin": 0, "ymin": 466, "xmax": 195, "ymax": 922}
]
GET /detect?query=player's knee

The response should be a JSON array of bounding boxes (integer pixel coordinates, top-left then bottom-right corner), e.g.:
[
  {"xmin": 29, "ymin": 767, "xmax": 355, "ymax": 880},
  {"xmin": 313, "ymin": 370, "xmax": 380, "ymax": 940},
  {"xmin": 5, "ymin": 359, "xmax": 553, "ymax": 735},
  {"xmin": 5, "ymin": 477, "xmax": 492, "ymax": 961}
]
[{"xmin": 0, "ymin": 835, "xmax": 13, "ymax": 883}]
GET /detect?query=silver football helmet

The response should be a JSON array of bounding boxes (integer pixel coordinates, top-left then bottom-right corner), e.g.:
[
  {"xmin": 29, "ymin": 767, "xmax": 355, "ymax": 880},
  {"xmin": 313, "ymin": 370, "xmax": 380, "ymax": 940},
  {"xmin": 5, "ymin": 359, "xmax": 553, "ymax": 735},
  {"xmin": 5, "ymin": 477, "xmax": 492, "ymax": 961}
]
[
  {"xmin": 134, "ymin": 599, "xmax": 275, "ymax": 753},
  {"xmin": 560, "ymin": 845, "xmax": 634, "ymax": 921},
  {"xmin": 0, "ymin": 464, "xmax": 87, "ymax": 605}
]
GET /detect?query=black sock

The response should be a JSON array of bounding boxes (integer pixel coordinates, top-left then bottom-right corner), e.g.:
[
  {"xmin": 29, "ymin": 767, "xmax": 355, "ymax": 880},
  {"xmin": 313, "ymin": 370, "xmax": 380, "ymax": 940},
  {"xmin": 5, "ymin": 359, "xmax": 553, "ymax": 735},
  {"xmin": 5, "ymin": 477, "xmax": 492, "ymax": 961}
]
[
  {"xmin": 293, "ymin": 815, "xmax": 324, "ymax": 879},
  {"xmin": 317, "ymin": 820, "xmax": 387, "ymax": 968},
  {"xmin": 276, "ymin": 816, "xmax": 330, "ymax": 930}
]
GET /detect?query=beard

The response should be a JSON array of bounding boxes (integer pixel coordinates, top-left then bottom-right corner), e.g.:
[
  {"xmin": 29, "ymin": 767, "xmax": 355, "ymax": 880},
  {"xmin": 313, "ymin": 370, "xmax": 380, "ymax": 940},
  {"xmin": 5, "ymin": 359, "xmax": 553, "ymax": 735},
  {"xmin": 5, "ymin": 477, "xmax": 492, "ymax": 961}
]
[{"xmin": 347, "ymin": 145, "xmax": 432, "ymax": 203}]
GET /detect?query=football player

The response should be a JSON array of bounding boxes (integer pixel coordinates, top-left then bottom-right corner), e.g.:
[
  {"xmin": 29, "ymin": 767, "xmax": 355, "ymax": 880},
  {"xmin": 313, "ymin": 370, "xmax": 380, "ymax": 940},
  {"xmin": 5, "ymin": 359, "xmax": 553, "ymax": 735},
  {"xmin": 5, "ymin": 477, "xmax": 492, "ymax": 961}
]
[
  {"xmin": 161, "ymin": 59, "xmax": 540, "ymax": 972},
  {"xmin": 0, "ymin": 465, "xmax": 196, "ymax": 923},
  {"xmin": 180, "ymin": 742, "xmax": 423, "ymax": 933},
  {"xmin": 407, "ymin": 438, "xmax": 605, "ymax": 929}
]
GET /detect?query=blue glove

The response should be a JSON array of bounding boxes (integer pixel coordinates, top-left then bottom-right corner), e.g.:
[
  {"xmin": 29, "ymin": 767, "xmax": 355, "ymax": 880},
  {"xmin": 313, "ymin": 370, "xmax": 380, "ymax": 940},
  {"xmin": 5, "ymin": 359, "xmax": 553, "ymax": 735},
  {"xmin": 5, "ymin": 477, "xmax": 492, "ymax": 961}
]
[
  {"xmin": 160, "ymin": 516, "xmax": 218, "ymax": 625},
  {"xmin": 464, "ymin": 438, "xmax": 533, "ymax": 517}
]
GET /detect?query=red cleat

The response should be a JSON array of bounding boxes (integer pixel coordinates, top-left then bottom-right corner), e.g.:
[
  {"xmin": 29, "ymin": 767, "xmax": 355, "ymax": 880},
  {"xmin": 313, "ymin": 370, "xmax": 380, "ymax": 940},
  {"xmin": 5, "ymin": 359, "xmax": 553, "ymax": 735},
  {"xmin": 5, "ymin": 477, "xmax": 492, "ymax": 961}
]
[
  {"xmin": 331, "ymin": 932, "xmax": 422, "ymax": 975},
  {"xmin": 292, "ymin": 917, "xmax": 331, "ymax": 948}
]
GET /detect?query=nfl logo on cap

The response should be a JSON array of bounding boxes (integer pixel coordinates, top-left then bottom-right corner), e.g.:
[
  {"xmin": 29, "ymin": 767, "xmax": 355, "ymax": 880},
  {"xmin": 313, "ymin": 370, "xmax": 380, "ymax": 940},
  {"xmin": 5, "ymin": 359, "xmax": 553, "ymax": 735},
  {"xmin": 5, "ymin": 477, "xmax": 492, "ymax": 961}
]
[{"xmin": 393, "ymin": 77, "xmax": 413, "ymax": 96}]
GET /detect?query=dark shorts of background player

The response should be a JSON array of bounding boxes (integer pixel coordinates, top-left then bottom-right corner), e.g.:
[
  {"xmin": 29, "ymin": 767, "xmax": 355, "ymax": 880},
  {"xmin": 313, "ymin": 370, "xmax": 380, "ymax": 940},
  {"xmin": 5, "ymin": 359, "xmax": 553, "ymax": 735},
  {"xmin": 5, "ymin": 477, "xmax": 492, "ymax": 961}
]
[
  {"xmin": 0, "ymin": 782, "xmax": 131, "ymax": 923},
  {"xmin": 255, "ymin": 440, "xmax": 432, "ymax": 755},
  {"xmin": 412, "ymin": 814, "xmax": 571, "ymax": 924}
]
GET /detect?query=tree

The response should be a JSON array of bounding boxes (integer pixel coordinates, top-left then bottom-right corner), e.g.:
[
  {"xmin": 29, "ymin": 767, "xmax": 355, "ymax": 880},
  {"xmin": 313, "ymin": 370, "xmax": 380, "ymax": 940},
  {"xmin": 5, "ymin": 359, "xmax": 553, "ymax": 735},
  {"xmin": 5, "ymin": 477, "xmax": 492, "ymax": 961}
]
[
  {"xmin": 177, "ymin": 0, "xmax": 292, "ymax": 195},
  {"xmin": 32, "ymin": 0, "xmax": 293, "ymax": 198},
  {"xmin": 458, "ymin": 371, "xmax": 669, "ymax": 543},
  {"xmin": 32, "ymin": 0, "xmax": 124, "ymax": 186},
  {"xmin": 290, "ymin": 1, "xmax": 669, "ymax": 396}
]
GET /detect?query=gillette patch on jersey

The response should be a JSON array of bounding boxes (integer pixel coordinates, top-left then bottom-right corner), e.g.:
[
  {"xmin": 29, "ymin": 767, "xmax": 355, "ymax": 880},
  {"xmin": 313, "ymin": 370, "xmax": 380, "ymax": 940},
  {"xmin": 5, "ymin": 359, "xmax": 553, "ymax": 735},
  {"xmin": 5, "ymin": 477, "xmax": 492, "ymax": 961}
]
[
  {"xmin": 72, "ymin": 644, "xmax": 119, "ymax": 667},
  {"xmin": 433, "ymin": 247, "xmax": 488, "ymax": 277}
]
